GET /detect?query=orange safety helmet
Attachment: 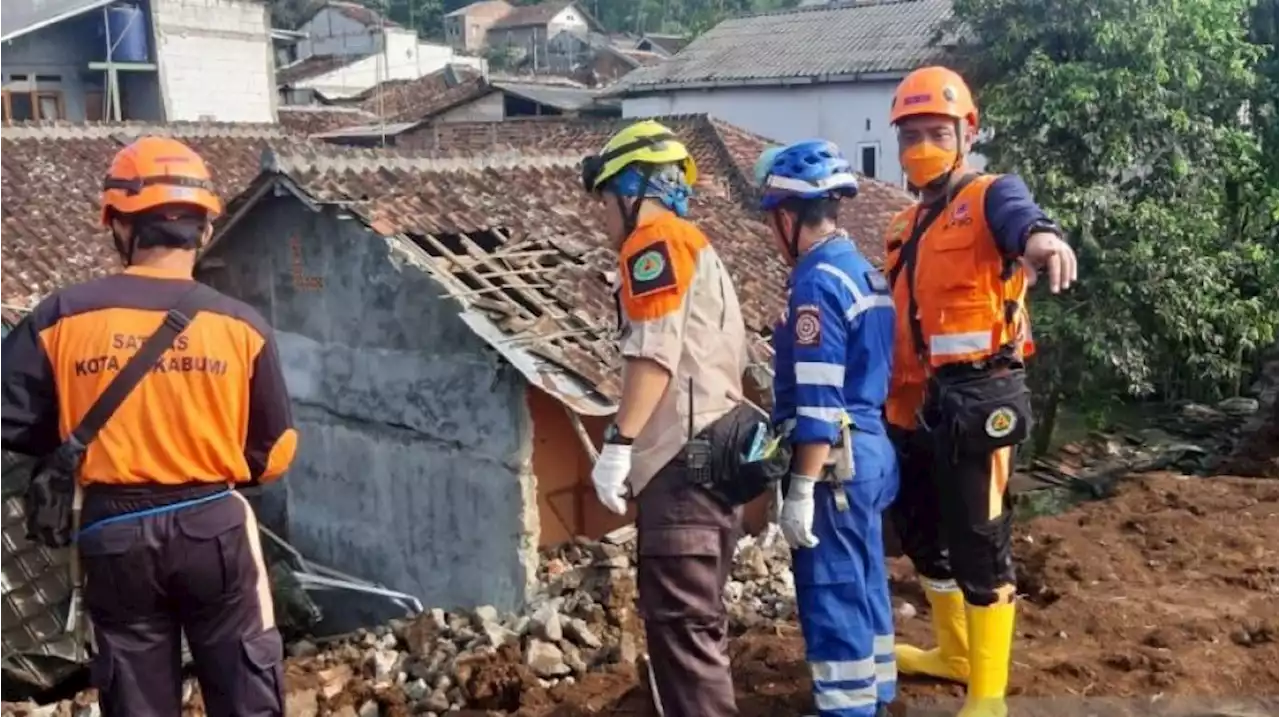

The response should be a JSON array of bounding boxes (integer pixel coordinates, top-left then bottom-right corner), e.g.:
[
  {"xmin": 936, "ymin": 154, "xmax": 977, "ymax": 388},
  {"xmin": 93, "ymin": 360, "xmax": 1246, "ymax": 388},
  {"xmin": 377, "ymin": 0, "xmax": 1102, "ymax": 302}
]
[
  {"xmin": 889, "ymin": 66, "xmax": 979, "ymax": 129},
  {"xmin": 100, "ymin": 136, "xmax": 223, "ymax": 226}
]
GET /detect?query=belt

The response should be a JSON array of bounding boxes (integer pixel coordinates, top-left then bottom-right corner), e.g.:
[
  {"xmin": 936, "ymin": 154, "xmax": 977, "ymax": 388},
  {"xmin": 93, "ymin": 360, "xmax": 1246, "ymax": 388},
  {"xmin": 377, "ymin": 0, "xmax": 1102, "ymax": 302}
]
[{"xmin": 76, "ymin": 488, "xmax": 233, "ymax": 541}]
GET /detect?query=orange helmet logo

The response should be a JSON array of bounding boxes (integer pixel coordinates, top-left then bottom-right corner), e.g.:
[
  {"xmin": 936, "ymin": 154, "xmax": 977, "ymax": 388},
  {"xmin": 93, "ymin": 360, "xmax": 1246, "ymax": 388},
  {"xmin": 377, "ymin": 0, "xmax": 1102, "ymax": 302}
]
[{"xmin": 890, "ymin": 66, "xmax": 978, "ymax": 128}]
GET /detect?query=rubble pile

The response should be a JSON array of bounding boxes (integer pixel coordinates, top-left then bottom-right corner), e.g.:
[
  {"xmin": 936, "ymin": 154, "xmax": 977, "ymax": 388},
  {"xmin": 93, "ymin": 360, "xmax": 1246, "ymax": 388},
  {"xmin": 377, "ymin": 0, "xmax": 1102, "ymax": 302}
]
[
  {"xmin": 1222, "ymin": 354, "xmax": 1279, "ymax": 478},
  {"xmin": 0, "ymin": 528, "xmax": 800, "ymax": 717}
]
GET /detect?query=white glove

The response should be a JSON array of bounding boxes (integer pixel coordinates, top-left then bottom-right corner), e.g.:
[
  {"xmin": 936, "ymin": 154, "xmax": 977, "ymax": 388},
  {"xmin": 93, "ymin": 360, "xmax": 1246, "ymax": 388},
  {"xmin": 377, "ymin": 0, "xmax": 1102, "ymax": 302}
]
[
  {"xmin": 591, "ymin": 443, "xmax": 632, "ymax": 515},
  {"xmin": 779, "ymin": 474, "xmax": 820, "ymax": 549}
]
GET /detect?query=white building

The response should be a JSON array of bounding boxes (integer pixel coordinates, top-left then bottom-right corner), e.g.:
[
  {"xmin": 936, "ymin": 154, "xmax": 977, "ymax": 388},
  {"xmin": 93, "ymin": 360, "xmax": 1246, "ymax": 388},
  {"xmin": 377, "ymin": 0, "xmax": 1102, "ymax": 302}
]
[
  {"xmin": 1, "ymin": 0, "xmax": 276, "ymax": 123},
  {"xmin": 279, "ymin": 1, "xmax": 486, "ymax": 101},
  {"xmin": 612, "ymin": 0, "xmax": 981, "ymax": 188}
]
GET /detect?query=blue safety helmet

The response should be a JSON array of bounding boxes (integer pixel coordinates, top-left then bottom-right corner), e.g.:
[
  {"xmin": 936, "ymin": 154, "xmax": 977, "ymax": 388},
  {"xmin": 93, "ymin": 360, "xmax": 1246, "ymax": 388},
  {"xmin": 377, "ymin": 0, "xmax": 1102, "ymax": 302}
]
[{"xmin": 757, "ymin": 139, "xmax": 859, "ymax": 211}]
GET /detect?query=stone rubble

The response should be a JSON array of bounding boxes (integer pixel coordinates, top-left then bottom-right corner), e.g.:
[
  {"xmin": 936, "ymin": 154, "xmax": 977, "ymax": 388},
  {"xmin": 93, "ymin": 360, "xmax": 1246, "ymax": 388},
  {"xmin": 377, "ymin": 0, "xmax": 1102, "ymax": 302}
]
[{"xmin": 0, "ymin": 527, "xmax": 803, "ymax": 717}]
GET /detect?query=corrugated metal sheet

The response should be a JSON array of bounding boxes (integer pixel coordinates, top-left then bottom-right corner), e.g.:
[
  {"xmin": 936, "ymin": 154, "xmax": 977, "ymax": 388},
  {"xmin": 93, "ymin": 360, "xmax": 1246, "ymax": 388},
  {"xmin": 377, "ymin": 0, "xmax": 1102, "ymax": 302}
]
[
  {"xmin": 617, "ymin": 0, "xmax": 952, "ymax": 92},
  {"xmin": 0, "ymin": 461, "xmax": 81, "ymax": 691},
  {"xmin": 0, "ymin": 0, "xmax": 115, "ymax": 42}
]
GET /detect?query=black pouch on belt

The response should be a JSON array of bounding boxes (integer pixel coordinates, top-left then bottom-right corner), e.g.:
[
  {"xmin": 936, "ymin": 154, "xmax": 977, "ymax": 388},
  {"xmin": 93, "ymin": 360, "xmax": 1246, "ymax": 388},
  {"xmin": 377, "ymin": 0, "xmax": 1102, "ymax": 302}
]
[
  {"xmin": 931, "ymin": 367, "xmax": 1033, "ymax": 456},
  {"xmin": 686, "ymin": 402, "xmax": 791, "ymax": 508},
  {"xmin": 22, "ymin": 285, "xmax": 210, "ymax": 548}
]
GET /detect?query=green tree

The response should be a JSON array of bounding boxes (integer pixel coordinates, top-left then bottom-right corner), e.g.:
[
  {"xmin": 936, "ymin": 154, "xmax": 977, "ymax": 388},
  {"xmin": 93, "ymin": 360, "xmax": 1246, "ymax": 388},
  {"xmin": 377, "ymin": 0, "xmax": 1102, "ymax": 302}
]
[{"xmin": 945, "ymin": 0, "xmax": 1278, "ymax": 452}]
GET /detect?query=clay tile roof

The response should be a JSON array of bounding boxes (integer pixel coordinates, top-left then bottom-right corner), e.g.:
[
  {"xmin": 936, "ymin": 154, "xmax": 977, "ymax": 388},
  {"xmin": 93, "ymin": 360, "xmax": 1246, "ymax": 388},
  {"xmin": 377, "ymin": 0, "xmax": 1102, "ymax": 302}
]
[
  {"xmin": 239, "ymin": 128, "xmax": 910, "ymax": 399},
  {"xmin": 0, "ymin": 122, "xmax": 312, "ymax": 309},
  {"xmin": 277, "ymin": 54, "xmax": 368, "ymax": 87},
  {"xmin": 243, "ymin": 144, "xmax": 785, "ymax": 399},
  {"xmin": 393, "ymin": 114, "xmax": 912, "ymax": 262},
  {"xmin": 278, "ymin": 106, "xmax": 379, "ymax": 135},
  {"xmin": 490, "ymin": 0, "xmax": 575, "ymax": 29},
  {"xmin": 355, "ymin": 65, "xmax": 489, "ymax": 121}
]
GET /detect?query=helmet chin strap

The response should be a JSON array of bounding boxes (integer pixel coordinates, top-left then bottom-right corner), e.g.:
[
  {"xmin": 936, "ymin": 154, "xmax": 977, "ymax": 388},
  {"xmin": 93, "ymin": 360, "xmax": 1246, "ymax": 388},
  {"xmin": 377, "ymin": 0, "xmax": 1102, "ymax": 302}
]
[
  {"xmin": 770, "ymin": 210, "xmax": 802, "ymax": 262},
  {"xmin": 113, "ymin": 227, "xmax": 136, "ymax": 267}
]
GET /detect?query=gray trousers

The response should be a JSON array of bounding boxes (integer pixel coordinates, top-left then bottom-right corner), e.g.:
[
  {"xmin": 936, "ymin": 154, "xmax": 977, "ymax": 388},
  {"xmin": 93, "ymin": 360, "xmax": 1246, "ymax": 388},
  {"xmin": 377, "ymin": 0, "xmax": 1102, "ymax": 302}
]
[
  {"xmin": 636, "ymin": 455, "xmax": 743, "ymax": 717},
  {"xmin": 78, "ymin": 483, "xmax": 284, "ymax": 717}
]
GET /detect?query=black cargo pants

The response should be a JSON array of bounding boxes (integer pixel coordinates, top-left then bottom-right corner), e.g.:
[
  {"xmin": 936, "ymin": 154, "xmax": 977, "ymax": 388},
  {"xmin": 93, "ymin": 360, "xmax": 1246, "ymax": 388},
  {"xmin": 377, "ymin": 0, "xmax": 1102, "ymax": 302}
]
[
  {"xmin": 887, "ymin": 399, "xmax": 1018, "ymax": 607},
  {"xmin": 636, "ymin": 454, "xmax": 743, "ymax": 717},
  {"xmin": 79, "ymin": 483, "xmax": 284, "ymax": 717}
]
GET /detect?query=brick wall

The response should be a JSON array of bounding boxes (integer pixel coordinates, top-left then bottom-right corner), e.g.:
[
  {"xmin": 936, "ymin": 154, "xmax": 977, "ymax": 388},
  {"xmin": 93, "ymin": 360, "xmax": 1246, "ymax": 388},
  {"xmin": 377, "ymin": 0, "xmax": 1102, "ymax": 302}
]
[{"xmin": 151, "ymin": 0, "xmax": 275, "ymax": 122}]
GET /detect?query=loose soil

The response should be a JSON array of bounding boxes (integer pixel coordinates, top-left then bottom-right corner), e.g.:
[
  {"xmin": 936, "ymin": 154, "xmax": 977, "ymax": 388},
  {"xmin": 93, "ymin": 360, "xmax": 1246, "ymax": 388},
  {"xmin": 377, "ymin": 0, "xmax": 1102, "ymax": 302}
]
[{"xmin": 388, "ymin": 473, "xmax": 1278, "ymax": 717}]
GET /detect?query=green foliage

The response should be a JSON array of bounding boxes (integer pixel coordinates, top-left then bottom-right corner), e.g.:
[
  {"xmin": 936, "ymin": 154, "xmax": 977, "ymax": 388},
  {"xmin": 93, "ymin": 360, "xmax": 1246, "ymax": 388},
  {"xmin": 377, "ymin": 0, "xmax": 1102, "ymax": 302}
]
[
  {"xmin": 946, "ymin": 0, "xmax": 1279, "ymax": 446},
  {"xmin": 268, "ymin": 0, "xmax": 799, "ymax": 41}
]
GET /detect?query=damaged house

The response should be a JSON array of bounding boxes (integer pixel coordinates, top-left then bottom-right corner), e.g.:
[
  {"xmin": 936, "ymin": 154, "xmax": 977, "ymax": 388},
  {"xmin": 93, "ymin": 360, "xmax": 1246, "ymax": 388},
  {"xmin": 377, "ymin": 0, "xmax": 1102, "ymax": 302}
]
[{"xmin": 199, "ymin": 115, "xmax": 913, "ymax": 613}]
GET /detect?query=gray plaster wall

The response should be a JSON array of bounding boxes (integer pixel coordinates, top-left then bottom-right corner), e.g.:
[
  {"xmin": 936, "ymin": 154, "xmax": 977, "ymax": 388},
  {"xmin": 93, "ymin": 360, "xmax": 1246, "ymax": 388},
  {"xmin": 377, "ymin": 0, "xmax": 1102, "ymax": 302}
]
[{"xmin": 201, "ymin": 195, "xmax": 538, "ymax": 611}]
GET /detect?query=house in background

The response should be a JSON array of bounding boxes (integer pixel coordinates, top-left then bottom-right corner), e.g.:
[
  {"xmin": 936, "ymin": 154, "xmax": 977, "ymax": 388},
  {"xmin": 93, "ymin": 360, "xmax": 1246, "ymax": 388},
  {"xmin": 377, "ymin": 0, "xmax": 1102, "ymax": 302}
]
[
  {"xmin": 311, "ymin": 68, "xmax": 620, "ymax": 145},
  {"xmin": 486, "ymin": 0, "xmax": 600, "ymax": 71},
  {"xmin": 1, "ymin": 0, "xmax": 277, "ymax": 123},
  {"xmin": 541, "ymin": 31, "xmax": 664, "ymax": 84},
  {"xmin": 276, "ymin": 1, "xmax": 487, "ymax": 104},
  {"xmin": 612, "ymin": 0, "xmax": 977, "ymax": 187},
  {"xmin": 444, "ymin": 0, "xmax": 513, "ymax": 53},
  {"xmin": 293, "ymin": 0, "xmax": 400, "ymax": 59}
]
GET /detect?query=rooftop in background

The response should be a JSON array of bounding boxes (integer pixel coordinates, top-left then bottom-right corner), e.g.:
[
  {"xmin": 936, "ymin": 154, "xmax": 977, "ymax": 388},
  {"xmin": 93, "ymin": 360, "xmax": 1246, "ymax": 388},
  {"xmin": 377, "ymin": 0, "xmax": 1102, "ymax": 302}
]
[
  {"xmin": 278, "ymin": 105, "xmax": 379, "ymax": 135},
  {"xmin": 614, "ymin": 0, "xmax": 953, "ymax": 94},
  {"xmin": 301, "ymin": 0, "xmax": 401, "ymax": 29},
  {"xmin": 341, "ymin": 64, "xmax": 490, "ymax": 121},
  {"xmin": 490, "ymin": 0, "xmax": 595, "ymax": 30},
  {"xmin": 277, "ymin": 53, "xmax": 370, "ymax": 87},
  {"xmin": 445, "ymin": 0, "xmax": 513, "ymax": 17},
  {"xmin": 1, "ymin": 0, "xmax": 114, "ymax": 42},
  {"xmin": 0, "ymin": 122, "xmax": 310, "ymax": 310}
]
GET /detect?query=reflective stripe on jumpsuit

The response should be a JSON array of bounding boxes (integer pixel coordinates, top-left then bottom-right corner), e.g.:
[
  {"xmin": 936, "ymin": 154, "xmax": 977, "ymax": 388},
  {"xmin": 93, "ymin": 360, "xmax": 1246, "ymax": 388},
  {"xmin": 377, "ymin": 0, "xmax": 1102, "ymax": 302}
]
[{"xmin": 772, "ymin": 235, "xmax": 899, "ymax": 716}]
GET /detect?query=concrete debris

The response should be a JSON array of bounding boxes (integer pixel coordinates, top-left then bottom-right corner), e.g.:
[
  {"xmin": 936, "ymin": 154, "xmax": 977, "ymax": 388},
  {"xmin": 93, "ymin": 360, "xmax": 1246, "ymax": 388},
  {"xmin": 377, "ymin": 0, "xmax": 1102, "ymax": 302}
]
[{"xmin": 2, "ymin": 525, "xmax": 800, "ymax": 716}]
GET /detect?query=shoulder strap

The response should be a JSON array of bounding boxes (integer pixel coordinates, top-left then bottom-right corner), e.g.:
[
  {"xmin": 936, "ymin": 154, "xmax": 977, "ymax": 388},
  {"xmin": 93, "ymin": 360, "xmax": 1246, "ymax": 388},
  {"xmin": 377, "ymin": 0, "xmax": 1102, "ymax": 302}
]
[
  {"xmin": 69, "ymin": 283, "xmax": 213, "ymax": 446},
  {"xmin": 889, "ymin": 173, "xmax": 980, "ymax": 362}
]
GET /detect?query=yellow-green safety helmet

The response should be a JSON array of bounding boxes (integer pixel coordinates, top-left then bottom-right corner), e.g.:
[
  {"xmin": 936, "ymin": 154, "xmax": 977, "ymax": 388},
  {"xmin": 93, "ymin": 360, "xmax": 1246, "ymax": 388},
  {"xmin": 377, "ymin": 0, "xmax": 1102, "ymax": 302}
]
[{"xmin": 580, "ymin": 119, "xmax": 698, "ymax": 193}]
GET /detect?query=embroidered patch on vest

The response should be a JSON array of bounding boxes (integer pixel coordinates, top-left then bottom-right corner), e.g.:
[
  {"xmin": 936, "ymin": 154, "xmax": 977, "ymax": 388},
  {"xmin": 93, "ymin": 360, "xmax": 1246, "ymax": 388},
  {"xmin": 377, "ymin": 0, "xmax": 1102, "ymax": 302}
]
[
  {"xmin": 794, "ymin": 304, "xmax": 822, "ymax": 347},
  {"xmin": 985, "ymin": 406, "xmax": 1018, "ymax": 438},
  {"xmin": 626, "ymin": 240, "xmax": 677, "ymax": 297}
]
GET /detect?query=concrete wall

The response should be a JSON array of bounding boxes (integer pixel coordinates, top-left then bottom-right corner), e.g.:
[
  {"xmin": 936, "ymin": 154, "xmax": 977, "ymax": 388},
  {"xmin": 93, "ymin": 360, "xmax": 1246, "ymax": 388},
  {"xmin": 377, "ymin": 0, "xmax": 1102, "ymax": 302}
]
[
  {"xmin": 151, "ymin": 0, "xmax": 276, "ymax": 122},
  {"xmin": 297, "ymin": 7, "xmax": 377, "ymax": 58},
  {"xmin": 623, "ymin": 82, "xmax": 988, "ymax": 188},
  {"xmin": 200, "ymin": 195, "xmax": 540, "ymax": 611}
]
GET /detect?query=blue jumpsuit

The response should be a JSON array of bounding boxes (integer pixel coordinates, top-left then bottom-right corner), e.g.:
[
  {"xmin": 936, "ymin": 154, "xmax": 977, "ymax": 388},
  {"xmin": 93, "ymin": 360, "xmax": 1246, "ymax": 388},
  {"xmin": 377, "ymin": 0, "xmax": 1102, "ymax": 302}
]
[{"xmin": 772, "ymin": 233, "xmax": 899, "ymax": 716}]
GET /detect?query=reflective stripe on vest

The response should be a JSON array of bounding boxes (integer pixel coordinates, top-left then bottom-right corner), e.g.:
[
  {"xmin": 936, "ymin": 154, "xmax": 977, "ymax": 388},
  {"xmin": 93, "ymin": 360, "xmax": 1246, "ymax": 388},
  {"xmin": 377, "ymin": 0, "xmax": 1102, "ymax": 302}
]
[{"xmin": 887, "ymin": 174, "xmax": 1033, "ymax": 371}]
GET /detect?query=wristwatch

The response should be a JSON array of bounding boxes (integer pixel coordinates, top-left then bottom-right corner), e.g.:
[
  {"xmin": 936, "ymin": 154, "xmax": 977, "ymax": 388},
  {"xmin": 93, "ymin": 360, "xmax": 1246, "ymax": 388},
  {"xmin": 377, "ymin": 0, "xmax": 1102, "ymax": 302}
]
[{"xmin": 603, "ymin": 423, "xmax": 635, "ymax": 446}]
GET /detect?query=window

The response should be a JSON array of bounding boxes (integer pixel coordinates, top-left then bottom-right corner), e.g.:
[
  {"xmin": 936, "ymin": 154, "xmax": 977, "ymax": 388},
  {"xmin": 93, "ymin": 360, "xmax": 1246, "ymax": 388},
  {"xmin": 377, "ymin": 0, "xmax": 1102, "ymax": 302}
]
[
  {"xmin": 2, "ymin": 90, "xmax": 65, "ymax": 121},
  {"xmin": 85, "ymin": 91, "xmax": 104, "ymax": 121},
  {"xmin": 857, "ymin": 142, "xmax": 879, "ymax": 179}
]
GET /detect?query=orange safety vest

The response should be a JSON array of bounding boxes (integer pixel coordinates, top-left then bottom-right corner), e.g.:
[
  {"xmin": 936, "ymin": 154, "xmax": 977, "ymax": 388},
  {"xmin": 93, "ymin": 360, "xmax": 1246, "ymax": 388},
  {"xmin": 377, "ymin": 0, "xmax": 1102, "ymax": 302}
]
[{"xmin": 883, "ymin": 174, "xmax": 1036, "ymax": 429}]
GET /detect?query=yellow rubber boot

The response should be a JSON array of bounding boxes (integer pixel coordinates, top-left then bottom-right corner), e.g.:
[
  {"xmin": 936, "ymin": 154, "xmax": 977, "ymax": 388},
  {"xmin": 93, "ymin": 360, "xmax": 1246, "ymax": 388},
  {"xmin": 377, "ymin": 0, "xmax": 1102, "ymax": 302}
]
[
  {"xmin": 957, "ymin": 601, "xmax": 1016, "ymax": 717},
  {"xmin": 895, "ymin": 586, "xmax": 970, "ymax": 684}
]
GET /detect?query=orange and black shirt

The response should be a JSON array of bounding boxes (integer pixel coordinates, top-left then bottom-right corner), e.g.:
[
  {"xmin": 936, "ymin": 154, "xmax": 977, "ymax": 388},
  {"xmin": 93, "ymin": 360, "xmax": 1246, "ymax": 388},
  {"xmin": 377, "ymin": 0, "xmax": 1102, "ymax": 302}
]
[{"xmin": 1, "ymin": 265, "xmax": 298, "ymax": 486}]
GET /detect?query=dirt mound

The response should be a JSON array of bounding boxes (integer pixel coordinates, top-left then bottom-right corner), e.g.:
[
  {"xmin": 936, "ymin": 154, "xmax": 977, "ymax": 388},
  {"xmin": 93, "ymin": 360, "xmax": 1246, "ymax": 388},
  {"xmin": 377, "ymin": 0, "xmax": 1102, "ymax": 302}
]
[{"xmin": 465, "ymin": 474, "xmax": 1280, "ymax": 716}]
